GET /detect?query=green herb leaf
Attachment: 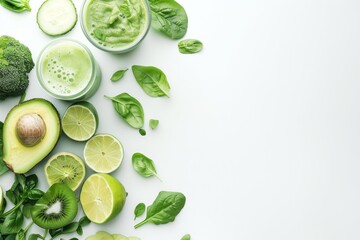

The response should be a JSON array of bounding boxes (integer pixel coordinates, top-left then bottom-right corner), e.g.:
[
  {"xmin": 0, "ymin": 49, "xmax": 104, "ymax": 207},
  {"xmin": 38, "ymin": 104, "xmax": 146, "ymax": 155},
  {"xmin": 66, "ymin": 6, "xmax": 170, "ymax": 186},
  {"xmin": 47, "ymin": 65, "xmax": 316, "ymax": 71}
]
[
  {"xmin": 111, "ymin": 68, "xmax": 128, "ymax": 82},
  {"xmin": 149, "ymin": 119, "xmax": 159, "ymax": 130},
  {"xmin": 79, "ymin": 216, "xmax": 91, "ymax": 227},
  {"xmin": 105, "ymin": 93, "xmax": 145, "ymax": 129},
  {"xmin": 0, "ymin": 121, "xmax": 9, "ymax": 176},
  {"xmin": 149, "ymin": 0, "xmax": 188, "ymax": 39},
  {"xmin": 139, "ymin": 128, "xmax": 146, "ymax": 136},
  {"xmin": 22, "ymin": 204, "xmax": 32, "ymax": 218},
  {"xmin": 1, "ymin": 208, "xmax": 24, "ymax": 234},
  {"xmin": 181, "ymin": 234, "xmax": 191, "ymax": 240},
  {"xmin": 134, "ymin": 203, "xmax": 146, "ymax": 220},
  {"xmin": 28, "ymin": 234, "xmax": 43, "ymax": 240},
  {"xmin": 0, "ymin": 0, "xmax": 31, "ymax": 13},
  {"xmin": 27, "ymin": 189, "xmax": 44, "ymax": 200},
  {"xmin": 178, "ymin": 39, "xmax": 203, "ymax": 54},
  {"xmin": 132, "ymin": 153, "xmax": 161, "ymax": 180},
  {"xmin": 132, "ymin": 65, "xmax": 171, "ymax": 97},
  {"xmin": 134, "ymin": 191, "xmax": 186, "ymax": 228},
  {"xmin": 15, "ymin": 229, "xmax": 25, "ymax": 240}
]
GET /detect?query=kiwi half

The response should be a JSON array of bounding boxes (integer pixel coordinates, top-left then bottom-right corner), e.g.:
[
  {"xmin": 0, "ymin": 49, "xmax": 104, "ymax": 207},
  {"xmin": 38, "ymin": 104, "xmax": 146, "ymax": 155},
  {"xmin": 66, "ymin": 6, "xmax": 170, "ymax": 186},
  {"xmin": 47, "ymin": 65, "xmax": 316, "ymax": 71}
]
[{"xmin": 31, "ymin": 183, "xmax": 78, "ymax": 229}]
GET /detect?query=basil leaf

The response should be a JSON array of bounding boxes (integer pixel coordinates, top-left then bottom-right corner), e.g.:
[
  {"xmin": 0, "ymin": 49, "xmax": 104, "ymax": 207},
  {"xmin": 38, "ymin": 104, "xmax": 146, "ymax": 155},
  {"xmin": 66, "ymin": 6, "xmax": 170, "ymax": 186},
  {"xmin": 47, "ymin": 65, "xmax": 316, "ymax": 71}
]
[
  {"xmin": 105, "ymin": 93, "xmax": 145, "ymax": 129},
  {"xmin": 134, "ymin": 203, "xmax": 146, "ymax": 220},
  {"xmin": 4, "ymin": 235, "xmax": 16, "ymax": 240},
  {"xmin": 111, "ymin": 68, "xmax": 128, "ymax": 82},
  {"xmin": 1, "ymin": 208, "xmax": 24, "ymax": 234},
  {"xmin": 0, "ymin": 121, "xmax": 9, "ymax": 176},
  {"xmin": 134, "ymin": 191, "xmax": 186, "ymax": 228},
  {"xmin": 178, "ymin": 39, "xmax": 203, "ymax": 54},
  {"xmin": 27, "ymin": 189, "xmax": 44, "ymax": 200},
  {"xmin": 181, "ymin": 234, "xmax": 191, "ymax": 240},
  {"xmin": 149, "ymin": 119, "xmax": 159, "ymax": 130},
  {"xmin": 132, "ymin": 65, "xmax": 171, "ymax": 97},
  {"xmin": 28, "ymin": 234, "xmax": 43, "ymax": 240},
  {"xmin": 24, "ymin": 174, "xmax": 38, "ymax": 191},
  {"xmin": 149, "ymin": 0, "xmax": 188, "ymax": 39},
  {"xmin": 15, "ymin": 229, "xmax": 25, "ymax": 240},
  {"xmin": 132, "ymin": 153, "xmax": 161, "ymax": 180},
  {"xmin": 22, "ymin": 204, "xmax": 32, "ymax": 218},
  {"xmin": 79, "ymin": 216, "xmax": 91, "ymax": 227}
]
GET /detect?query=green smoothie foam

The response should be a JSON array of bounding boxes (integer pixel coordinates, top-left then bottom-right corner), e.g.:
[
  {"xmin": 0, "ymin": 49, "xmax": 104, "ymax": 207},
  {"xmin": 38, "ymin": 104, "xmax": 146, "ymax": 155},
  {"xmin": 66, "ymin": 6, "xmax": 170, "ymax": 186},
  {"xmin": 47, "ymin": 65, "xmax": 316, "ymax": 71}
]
[
  {"xmin": 40, "ymin": 41, "xmax": 92, "ymax": 97},
  {"xmin": 82, "ymin": 0, "xmax": 150, "ymax": 52}
]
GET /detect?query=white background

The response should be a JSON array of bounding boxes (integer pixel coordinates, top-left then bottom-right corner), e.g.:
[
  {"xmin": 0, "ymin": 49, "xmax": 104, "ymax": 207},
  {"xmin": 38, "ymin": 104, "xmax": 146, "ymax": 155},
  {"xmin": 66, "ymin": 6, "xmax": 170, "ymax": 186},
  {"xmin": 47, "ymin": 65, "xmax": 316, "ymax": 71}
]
[{"xmin": 1, "ymin": 0, "xmax": 360, "ymax": 239}]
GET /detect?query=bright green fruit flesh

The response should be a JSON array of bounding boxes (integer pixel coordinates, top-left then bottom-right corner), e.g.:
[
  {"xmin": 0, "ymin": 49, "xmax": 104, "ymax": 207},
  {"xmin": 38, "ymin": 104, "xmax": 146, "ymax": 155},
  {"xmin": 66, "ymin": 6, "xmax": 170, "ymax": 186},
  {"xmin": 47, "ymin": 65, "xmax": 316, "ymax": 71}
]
[
  {"xmin": 31, "ymin": 183, "xmax": 78, "ymax": 229},
  {"xmin": 3, "ymin": 98, "xmax": 61, "ymax": 173}
]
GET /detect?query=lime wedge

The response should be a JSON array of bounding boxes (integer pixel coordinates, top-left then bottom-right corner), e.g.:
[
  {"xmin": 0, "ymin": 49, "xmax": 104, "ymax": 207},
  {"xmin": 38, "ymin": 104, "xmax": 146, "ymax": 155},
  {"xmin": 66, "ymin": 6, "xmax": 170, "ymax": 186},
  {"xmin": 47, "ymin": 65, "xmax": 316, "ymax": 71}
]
[
  {"xmin": 80, "ymin": 173, "xmax": 126, "ymax": 224},
  {"xmin": 44, "ymin": 152, "xmax": 86, "ymax": 191},
  {"xmin": 83, "ymin": 134, "xmax": 123, "ymax": 173},
  {"xmin": 62, "ymin": 101, "xmax": 98, "ymax": 141}
]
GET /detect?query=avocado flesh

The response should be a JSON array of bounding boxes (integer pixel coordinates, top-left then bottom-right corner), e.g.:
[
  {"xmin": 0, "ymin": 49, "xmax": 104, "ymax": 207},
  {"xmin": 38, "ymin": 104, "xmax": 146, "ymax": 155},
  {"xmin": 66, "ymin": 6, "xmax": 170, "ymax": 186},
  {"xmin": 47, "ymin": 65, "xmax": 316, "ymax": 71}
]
[{"xmin": 3, "ymin": 98, "xmax": 61, "ymax": 173}]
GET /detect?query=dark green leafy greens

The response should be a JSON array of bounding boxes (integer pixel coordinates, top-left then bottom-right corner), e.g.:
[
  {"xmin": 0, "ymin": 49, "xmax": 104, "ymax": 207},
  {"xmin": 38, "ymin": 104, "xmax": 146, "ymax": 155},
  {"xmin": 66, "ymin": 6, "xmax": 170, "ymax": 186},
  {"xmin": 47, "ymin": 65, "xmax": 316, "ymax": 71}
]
[
  {"xmin": 181, "ymin": 234, "xmax": 191, "ymax": 240},
  {"xmin": 132, "ymin": 65, "xmax": 171, "ymax": 97},
  {"xmin": 178, "ymin": 39, "xmax": 203, "ymax": 54},
  {"xmin": 111, "ymin": 68, "xmax": 128, "ymax": 82},
  {"xmin": 105, "ymin": 93, "xmax": 145, "ymax": 129},
  {"xmin": 0, "ymin": 121, "xmax": 9, "ymax": 176},
  {"xmin": 149, "ymin": 0, "xmax": 188, "ymax": 39},
  {"xmin": 134, "ymin": 191, "xmax": 186, "ymax": 228},
  {"xmin": 0, "ymin": 0, "xmax": 31, "ymax": 13},
  {"xmin": 132, "ymin": 153, "xmax": 161, "ymax": 180},
  {"xmin": 139, "ymin": 128, "xmax": 146, "ymax": 136},
  {"xmin": 134, "ymin": 203, "xmax": 146, "ymax": 220},
  {"xmin": 149, "ymin": 119, "xmax": 159, "ymax": 130},
  {"xmin": 0, "ymin": 174, "xmax": 44, "ymax": 239},
  {"xmin": 48, "ymin": 216, "xmax": 90, "ymax": 239}
]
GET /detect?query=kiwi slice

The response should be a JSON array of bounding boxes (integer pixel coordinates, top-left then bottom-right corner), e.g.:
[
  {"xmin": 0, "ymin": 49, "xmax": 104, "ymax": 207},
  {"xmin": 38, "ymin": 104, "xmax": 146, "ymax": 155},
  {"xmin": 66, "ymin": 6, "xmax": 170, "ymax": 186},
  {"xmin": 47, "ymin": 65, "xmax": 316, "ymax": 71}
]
[{"xmin": 31, "ymin": 183, "xmax": 78, "ymax": 229}]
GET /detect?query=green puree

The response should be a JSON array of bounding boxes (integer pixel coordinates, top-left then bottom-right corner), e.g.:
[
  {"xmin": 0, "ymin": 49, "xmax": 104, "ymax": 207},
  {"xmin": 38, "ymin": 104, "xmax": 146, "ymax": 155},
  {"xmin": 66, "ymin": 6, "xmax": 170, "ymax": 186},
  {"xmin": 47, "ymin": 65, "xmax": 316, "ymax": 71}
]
[{"xmin": 84, "ymin": 0, "xmax": 148, "ymax": 49}]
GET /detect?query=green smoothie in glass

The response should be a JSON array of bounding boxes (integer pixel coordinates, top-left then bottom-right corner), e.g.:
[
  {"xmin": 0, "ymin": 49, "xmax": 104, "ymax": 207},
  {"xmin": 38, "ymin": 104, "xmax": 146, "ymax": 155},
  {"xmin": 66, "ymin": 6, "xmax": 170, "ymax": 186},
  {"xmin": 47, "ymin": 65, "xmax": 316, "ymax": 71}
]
[
  {"xmin": 81, "ymin": 0, "xmax": 150, "ymax": 53},
  {"xmin": 37, "ymin": 39, "xmax": 101, "ymax": 101}
]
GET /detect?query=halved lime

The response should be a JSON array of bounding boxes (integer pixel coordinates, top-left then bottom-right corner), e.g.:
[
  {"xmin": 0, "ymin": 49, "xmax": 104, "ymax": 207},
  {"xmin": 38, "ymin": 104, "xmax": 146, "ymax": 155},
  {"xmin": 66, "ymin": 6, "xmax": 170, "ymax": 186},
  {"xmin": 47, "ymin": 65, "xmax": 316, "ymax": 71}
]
[
  {"xmin": 80, "ymin": 173, "xmax": 126, "ymax": 224},
  {"xmin": 45, "ymin": 152, "xmax": 86, "ymax": 191},
  {"xmin": 83, "ymin": 134, "xmax": 123, "ymax": 173},
  {"xmin": 62, "ymin": 101, "xmax": 98, "ymax": 141}
]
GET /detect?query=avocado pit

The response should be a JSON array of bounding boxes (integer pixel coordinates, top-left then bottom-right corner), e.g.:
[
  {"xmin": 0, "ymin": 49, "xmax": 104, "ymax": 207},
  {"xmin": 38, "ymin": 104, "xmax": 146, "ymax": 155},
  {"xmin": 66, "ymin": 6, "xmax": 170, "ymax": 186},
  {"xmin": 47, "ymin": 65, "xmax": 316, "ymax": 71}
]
[{"xmin": 16, "ymin": 113, "xmax": 46, "ymax": 147}]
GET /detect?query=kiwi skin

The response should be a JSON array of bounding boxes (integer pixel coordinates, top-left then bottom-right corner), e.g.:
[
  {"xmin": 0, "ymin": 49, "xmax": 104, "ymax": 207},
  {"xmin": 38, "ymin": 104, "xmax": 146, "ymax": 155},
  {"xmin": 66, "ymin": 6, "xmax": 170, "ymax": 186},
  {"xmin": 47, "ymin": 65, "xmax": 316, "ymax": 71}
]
[{"xmin": 31, "ymin": 183, "xmax": 78, "ymax": 229}]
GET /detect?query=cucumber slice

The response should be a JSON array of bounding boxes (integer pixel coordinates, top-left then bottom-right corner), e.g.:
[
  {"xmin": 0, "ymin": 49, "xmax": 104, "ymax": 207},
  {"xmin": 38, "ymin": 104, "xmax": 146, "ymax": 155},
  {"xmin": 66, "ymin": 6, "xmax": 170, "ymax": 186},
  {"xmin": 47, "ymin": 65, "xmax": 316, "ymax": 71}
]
[{"xmin": 37, "ymin": 0, "xmax": 77, "ymax": 36}]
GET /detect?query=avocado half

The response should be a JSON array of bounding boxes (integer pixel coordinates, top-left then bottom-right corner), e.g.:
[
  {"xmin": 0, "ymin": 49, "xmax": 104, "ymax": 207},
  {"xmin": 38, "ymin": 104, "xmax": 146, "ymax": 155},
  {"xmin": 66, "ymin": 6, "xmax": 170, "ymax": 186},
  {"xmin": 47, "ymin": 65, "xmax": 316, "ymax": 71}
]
[{"xmin": 3, "ymin": 98, "xmax": 61, "ymax": 173}]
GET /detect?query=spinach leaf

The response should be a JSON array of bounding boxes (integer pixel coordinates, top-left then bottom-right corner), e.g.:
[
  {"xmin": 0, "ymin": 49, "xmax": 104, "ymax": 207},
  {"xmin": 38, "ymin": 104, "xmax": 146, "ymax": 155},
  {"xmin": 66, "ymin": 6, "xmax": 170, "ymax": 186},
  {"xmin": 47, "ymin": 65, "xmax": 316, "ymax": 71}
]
[
  {"xmin": 178, "ymin": 39, "xmax": 203, "ymax": 54},
  {"xmin": 139, "ymin": 129, "xmax": 146, "ymax": 136},
  {"xmin": 111, "ymin": 68, "xmax": 128, "ymax": 82},
  {"xmin": 132, "ymin": 65, "xmax": 171, "ymax": 97},
  {"xmin": 181, "ymin": 234, "xmax": 191, "ymax": 240},
  {"xmin": 1, "ymin": 208, "xmax": 24, "ymax": 234},
  {"xmin": 105, "ymin": 93, "xmax": 145, "ymax": 129},
  {"xmin": 0, "ymin": 121, "xmax": 9, "ymax": 176},
  {"xmin": 134, "ymin": 191, "xmax": 186, "ymax": 228},
  {"xmin": 134, "ymin": 203, "xmax": 146, "ymax": 220},
  {"xmin": 149, "ymin": 119, "xmax": 159, "ymax": 130},
  {"xmin": 132, "ymin": 153, "xmax": 161, "ymax": 180},
  {"xmin": 0, "ymin": 0, "xmax": 31, "ymax": 13},
  {"xmin": 149, "ymin": 0, "xmax": 188, "ymax": 39},
  {"xmin": 15, "ymin": 229, "xmax": 25, "ymax": 240}
]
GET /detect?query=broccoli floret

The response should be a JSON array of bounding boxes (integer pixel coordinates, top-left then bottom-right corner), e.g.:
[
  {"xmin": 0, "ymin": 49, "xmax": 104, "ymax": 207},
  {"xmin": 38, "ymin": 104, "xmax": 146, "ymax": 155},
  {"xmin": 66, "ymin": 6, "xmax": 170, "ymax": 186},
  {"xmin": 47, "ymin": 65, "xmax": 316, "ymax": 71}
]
[{"xmin": 0, "ymin": 35, "xmax": 34, "ymax": 100}]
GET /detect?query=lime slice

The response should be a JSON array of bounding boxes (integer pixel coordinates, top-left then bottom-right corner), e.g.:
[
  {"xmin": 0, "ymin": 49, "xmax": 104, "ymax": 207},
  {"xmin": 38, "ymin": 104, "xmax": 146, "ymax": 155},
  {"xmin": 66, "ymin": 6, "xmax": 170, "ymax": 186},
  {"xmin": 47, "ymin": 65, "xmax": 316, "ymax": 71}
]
[
  {"xmin": 62, "ymin": 101, "xmax": 98, "ymax": 141},
  {"xmin": 80, "ymin": 173, "xmax": 126, "ymax": 224},
  {"xmin": 86, "ymin": 231, "xmax": 114, "ymax": 240},
  {"xmin": 112, "ymin": 234, "xmax": 128, "ymax": 240},
  {"xmin": 83, "ymin": 134, "xmax": 123, "ymax": 173},
  {"xmin": 44, "ymin": 152, "xmax": 86, "ymax": 191}
]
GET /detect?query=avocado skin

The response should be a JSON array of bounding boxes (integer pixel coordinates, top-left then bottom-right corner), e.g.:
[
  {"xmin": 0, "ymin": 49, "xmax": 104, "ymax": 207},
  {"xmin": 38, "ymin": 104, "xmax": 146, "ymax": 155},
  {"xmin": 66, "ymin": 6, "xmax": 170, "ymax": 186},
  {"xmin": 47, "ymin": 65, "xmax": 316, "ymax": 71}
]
[{"xmin": 3, "ymin": 98, "xmax": 61, "ymax": 173}]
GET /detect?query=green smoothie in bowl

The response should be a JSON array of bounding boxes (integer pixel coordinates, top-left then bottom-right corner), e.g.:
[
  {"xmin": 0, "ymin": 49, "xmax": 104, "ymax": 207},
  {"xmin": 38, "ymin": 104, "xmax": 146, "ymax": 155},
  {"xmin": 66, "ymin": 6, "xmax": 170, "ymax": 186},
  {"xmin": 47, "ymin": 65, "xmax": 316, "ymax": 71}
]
[
  {"xmin": 37, "ymin": 39, "xmax": 101, "ymax": 101},
  {"xmin": 81, "ymin": 0, "xmax": 151, "ymax": 53}
]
